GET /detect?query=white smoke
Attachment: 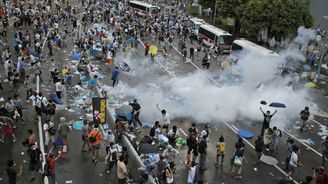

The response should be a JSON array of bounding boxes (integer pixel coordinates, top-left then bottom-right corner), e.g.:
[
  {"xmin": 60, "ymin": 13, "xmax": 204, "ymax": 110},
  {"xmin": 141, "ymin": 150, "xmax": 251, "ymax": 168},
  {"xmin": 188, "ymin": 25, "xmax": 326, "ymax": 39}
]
[{"xmin": 108, "ymin": 27, "xmax": 318, "ymax": 128}]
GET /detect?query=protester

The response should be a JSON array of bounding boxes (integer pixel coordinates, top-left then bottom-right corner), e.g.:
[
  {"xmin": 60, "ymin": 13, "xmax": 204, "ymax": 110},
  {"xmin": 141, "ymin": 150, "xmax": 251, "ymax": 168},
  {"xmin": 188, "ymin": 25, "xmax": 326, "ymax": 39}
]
[
  {"xmin": 129, "ymin": 99, "xmax": 142, "ymax": 126},
  {"xmin": 216, "ymin": 135, "xmax": 225, "ymax": 168},
  {"xmin": 44, "ymin": 120, "xmax": 56, "ymax": 151},
  {"xmin": 81, "ymin": 120, "xmax": 91, "ymax": 152},
  {"xmin": 254, "ymin": 136, "xmax": 264, "ymax": 164},
  {"xmin": 198, "ymin": 136, "xmax": 207, "ymax": 170},
  {"xmin": 27, "ymin": 143, "xmax": 42, "ymax": 182},
  {"xmin": 288, "ymin": 146, "xmax": 302, "ymax": 180},
  {"xmin": 259, "ymin": 107, "xmax": 277, "ymax": 136},
  {"xmin": 117, "ymin": 155, "xmax": 129, "ymax": 184},
  {"xmin": 5, "ymin": 160, "xmax": 23, "ymax": 184},
  {"xmin": 46, "ymin": 147, "xmax": 62, "ymax": 184},
  {"xmin": 88, "ymin": 124, "xmax": 103, "ymax": 163},
  {"xmin": 299, "ymin": 106, "xmax": 310, "ymax": 133}
]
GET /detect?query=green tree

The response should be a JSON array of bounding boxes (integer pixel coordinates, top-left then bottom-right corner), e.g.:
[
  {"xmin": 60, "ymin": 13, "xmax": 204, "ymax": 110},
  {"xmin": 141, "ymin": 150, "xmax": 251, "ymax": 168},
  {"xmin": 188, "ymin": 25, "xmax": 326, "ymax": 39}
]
[{"xmin": 236, "ymin": 0, "xmax": 314, "ymax": 39}]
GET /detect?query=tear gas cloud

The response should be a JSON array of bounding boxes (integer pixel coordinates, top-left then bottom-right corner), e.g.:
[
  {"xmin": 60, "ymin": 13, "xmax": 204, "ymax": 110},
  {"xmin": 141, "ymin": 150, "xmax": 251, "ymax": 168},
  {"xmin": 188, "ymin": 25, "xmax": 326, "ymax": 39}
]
[{"xmin": 109, "ymin": 27, "xmax": 317, "ymax": 128}]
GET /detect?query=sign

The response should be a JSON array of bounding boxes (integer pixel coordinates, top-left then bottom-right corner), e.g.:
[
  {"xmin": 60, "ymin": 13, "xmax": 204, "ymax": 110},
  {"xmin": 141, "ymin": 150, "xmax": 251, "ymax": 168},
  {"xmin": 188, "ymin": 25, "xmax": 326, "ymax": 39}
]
[{"xmin": 92, "ymin": 98, "xmax": 106, "ymax": 124}]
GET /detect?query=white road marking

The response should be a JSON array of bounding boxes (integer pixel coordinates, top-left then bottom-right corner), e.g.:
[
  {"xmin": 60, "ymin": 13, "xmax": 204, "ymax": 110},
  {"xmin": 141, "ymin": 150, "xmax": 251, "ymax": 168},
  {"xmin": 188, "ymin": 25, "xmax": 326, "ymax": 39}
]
[{"xmin": 179, "ymin": 128, "xmax": 187, "ymax": 137}]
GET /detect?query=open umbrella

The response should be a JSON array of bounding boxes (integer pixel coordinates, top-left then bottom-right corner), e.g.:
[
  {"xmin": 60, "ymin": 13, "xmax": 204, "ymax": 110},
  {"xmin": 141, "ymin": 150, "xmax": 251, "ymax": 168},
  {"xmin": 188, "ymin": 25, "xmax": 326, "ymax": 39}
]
[
  {"xmin": 304, "ymin": 82, "xmax": 316, "ymax": 88},
  {"xmin": 260, "ymin": 100, "xmax": 267, "ymax": 105},
  {"xmin": 119, "ymin": 62, "xmax": 130, "ymax": 72},
  {"xmin": 269, "ymin": 102, "xmax": 286, "ymax": 108},
  {"xmin": 149, "ymin": 45, "xmax": 158, "ymax": 55},
  {"xmin": 260, "ymin": 155, "xmax": 279, "ymax": 165}
]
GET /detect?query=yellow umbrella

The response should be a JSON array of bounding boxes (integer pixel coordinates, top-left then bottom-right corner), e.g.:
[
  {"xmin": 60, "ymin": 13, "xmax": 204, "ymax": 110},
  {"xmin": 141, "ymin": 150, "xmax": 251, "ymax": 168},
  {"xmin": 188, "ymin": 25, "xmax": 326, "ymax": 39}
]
[
  {"xmin": 304, "ymin": 82, "xmax": 316, "ymax": 88},
  {"xmin": 149, "ymin": 45, "xmax": 158, "ymax": 55}
]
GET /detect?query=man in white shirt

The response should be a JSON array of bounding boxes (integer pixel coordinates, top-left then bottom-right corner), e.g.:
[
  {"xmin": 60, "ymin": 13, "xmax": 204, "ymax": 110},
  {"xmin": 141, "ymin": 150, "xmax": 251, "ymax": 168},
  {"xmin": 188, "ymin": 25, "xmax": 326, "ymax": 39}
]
[
  {"xmin": 187, "ymin": 161, "xmax": 197, "ymax": 184},
  {"xmin": 55, "ymin": 80, "xmax": 64, "ymax": 99},
  {"xmin": 156, "ymin": 104, "xmax": 170, "ymax": 129},
  {"xmin": 288, "ymin": 147, "xmax": 301, "ymax": 179},
  {"xmin": 43, "ymin": 120, "xmax": 55, "ymax": 151}
]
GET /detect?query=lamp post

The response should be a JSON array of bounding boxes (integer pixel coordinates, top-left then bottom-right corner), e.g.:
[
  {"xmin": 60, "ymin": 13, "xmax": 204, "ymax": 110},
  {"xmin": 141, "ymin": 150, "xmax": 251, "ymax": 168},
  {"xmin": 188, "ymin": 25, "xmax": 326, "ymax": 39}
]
[{"xmin": 213, "ymin": 0, "xmax": 218, "ymax": 26}]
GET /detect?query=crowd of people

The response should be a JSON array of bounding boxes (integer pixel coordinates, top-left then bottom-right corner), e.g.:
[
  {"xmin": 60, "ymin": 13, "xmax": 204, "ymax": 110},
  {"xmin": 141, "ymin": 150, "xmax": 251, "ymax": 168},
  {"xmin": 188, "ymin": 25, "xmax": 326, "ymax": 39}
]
[{"xmin": 0, "ymin": 0, "xmax": 328, "ymax": 184}]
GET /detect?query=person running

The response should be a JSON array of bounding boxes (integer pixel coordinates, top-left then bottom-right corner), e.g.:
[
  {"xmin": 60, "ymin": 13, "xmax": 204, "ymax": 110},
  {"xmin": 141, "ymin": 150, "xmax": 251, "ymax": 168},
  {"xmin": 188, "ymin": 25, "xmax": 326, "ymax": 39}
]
[
  {"xmin": 111, "ymin": 67, "xmax": 120, "ymax": 87},
  {"xmin": 259, "ymin": 107, "xmax": 277, "ymax": 136},
  {"xmin": 88, "ymin": 124, "xmax": 103, "ymax": 163},
  {"xmin": 5, "ymin": 160, "xmax": 23, "ymax": 184},
  {"xmin": 299, "ymin": 106, "xmax": 310, "ymax": 133},
  {"xmin": 216, "ymin": 135, "xmax": 225, "ymax": 168},
  {"xmin": 129, "ymin": 99, "xmax": 142, "ymax": 126},
  {"xmin": 231, "ymin": 146, "xmax": 247, "ymax": 180}
]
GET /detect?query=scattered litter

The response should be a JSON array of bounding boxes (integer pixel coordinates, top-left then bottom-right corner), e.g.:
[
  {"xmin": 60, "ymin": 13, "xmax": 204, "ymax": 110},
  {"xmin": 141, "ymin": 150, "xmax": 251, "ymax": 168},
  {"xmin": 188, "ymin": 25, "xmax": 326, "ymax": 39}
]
[
  {"xmin": 99, "ymin": 174, "xmax": 103, "ymax": 176},
  {"xmin": 253, "ymin": 168, "xmax": 257, "ymax": 172},
  {"xmin": 281, "ymin": 162, "xmax": 285, "ymax": 164},
  {"xmin": 260, "ymin": 155, "xmax": 279, "ymax": 165},
  {"xmin": 0, "ymin": 97, "xmax": 4, "ymax": 101},
  {"xmin": 21, "ymin": 152, "xmax": 24, "ymax": 155},
  {"xmin": 180, "ymin": 160, "xmax": 183, "ymax": 164},
  {"xmin": 269, "ymin": 172, "xmax": 274, "ymax": 176},
  {"xmin": 23, "ymin": 160, "xmax": 27, "ymax": 163},
  {"xmin": 0, "ymin": 177, "xmax": 2, "ymax": 180},
  {"xmin": 67, "ymin": 109, "xmax": 75, "ymax": 112},
  {"xmin": 65, "ymin": 181, "xmax": 73, "ymax": 183},
  {"xmin": 311, "ymin": 125, "xmax": 314, "ymax": 128}
]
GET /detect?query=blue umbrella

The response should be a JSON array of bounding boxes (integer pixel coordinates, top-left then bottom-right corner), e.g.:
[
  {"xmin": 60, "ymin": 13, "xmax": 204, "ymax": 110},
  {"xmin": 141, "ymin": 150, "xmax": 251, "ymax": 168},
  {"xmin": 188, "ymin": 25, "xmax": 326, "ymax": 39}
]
[
  {"xmin": 119, "ymin": 62, "xmax": 130, "ymax": 72},
  {"xmin": 269, "ymin": 102, "xmax": 286, "ymax": 108}
]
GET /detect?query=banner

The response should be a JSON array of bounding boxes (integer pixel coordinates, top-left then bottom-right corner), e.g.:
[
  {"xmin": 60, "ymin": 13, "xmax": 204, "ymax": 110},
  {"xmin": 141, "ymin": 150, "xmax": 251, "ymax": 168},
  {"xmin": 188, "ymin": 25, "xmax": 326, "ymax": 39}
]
[{"xmin": 92, "ymin": 98, "xmax": 106, "ymax": 124}]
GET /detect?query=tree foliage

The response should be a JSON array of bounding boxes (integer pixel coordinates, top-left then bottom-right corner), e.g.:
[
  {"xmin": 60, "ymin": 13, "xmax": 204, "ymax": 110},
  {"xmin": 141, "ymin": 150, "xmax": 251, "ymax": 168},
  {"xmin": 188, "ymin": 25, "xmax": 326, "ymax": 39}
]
[{"xmin": 236, "ymin": 0, "xmax": 314, "ymax": 39}]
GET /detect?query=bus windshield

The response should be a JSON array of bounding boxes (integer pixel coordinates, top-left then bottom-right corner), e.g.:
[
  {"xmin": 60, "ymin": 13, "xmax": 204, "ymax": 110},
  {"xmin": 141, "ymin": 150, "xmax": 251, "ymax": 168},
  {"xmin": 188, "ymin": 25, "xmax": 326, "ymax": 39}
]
[
  {"xmin": 150, "ymin": 7, "xmax": 160, "ymax": 14},
  {"xmin": 219, "ymin": 35, "xmax": 233, "ymax": 45}
]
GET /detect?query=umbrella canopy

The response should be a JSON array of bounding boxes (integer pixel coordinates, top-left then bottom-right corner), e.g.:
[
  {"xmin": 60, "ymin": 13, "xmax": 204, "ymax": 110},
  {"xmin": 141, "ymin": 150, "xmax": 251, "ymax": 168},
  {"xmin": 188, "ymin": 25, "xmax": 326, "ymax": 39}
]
[
  {"xmin": 269, "ymin": 102, "xmax": 286, "ymax": 108},
  {"xmin": 149, "ymin": 45, "xmax": 158, "ymax": 55},
  {"xmin": 138, "ymin": 143, "xmax": 157, "ymax": 154},
  {"xmin": 304, "ymin": 82, "xmax": 316, "ymax": 88},
  {"xmin": 260, "ymin": 100, "xmax": 267, "ymax": 105},
  {"xmin": 260, "ymin": 155, "xmax": 279, "ymax": 165},
  {"xmin": 119, "ymin": 62, "xmax": 130, "ymax": 72}
]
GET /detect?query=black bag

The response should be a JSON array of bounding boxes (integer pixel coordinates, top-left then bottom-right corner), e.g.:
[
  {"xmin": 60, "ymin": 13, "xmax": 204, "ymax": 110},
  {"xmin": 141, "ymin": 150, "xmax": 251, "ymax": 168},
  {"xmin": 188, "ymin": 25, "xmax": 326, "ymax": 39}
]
[
  {"xmin": 48, "ymin": 127, "xmax": 56, "ymax": 136},
  {"xmin": 40, "ymin": 98, "xmax": 47, "ymax": 113},
  {"xmin": 89, "ymin": 131, "xmax": 99, "ymax": 143},
  {"xmin": 111, "ymin": 150, "xmax": 117, "ymax": 161},
  {"xmin": 149, "ymin": 127, "xmax": 156, "ymax": 137},
  {"xmin": 43, "ymin": 159, "xmax": 51, "ymax": 176}
]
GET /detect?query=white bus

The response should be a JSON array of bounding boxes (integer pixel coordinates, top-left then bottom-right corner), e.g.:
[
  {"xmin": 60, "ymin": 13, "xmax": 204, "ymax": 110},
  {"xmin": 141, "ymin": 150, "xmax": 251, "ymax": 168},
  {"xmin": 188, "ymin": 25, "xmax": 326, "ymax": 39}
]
[
  {"xmin": 198, "ymin": 24, "xmax": 233, "ymax": 54},
  {"xmin": 128, "ymin": 1, "xmax": 160, "ymax": 17},
  {"xmin": 231, "ymin": 39, "xmax": 279, "ymax": 58}
]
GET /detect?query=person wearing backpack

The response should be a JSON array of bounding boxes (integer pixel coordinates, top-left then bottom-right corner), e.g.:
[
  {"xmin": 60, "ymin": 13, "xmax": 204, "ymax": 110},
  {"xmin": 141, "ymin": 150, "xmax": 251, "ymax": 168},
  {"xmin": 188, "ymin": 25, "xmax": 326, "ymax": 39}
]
[
  {"xmin": 44, "ymin": 147, "xmax": 61, "ymax": 184},
  {"xmin": 27, "ymin": 143, "xmax": 42, "ymax": 182},
  {"xmin": 46, "ymin": 100, "xmax": 56, "ymax": 121},
  {"xmin": 106, "ymin": 142, "xmax": 118, "ymax": 173},
  {"xmin": 299, "ymin": 106, "xmax": 310, "ymax": 133},
  {"xmin": 216, "ymin": 135, "xmax": 225, "ymax": 168},
  {"xmin": 88, "ymin": 124, "xmax": 103, "ymax": 163},
  {"xmin": 259, "ymin": 107, "xmax": 277, "ymax": 136},
  {"xmin": 35, "ymin": 92, "xmax": 49, "ymax": 119}
]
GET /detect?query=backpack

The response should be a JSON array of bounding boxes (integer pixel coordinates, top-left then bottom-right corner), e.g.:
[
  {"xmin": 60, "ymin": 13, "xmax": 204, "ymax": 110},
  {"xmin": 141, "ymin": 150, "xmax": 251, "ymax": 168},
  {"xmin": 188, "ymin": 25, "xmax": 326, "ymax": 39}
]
[
  {"xmin": 89, "ymin": 131, "xmax": 99, "ymax": 143},
  {"xmin": 111, "ymin": 149, "xmax": 117, "ymax": 161},
  {"xmin": 48, "ymin": 127, "xmax": 56, "ymax": 136},
  {"xmin": 218, "ymin": 142, "xmax": 225, "ymax": 153},
  {"xmin": 43, "ymin": 159, "xmax": 51, "ymax": 176},
  {"xmin": 149, "ymin": 126, "xmax": 156, "ymax": 137},
  {"xmin": 47, "ymin": 104, "xmax": 56, "ymax": 115}
]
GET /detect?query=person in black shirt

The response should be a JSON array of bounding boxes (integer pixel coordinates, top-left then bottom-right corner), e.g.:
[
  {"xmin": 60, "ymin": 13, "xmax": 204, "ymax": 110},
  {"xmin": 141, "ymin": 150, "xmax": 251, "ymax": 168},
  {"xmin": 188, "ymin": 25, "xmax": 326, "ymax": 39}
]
[
  {"xmin": 254, "ymin": 136, "xmax": 264, "ymax": 164},
  {"xmin": 189, "ymin": 47, "xmax": 195, "ymax": 61},
  {"xmin": 260, "ymin": 107, "xmax": 277, "ymax": 136},
  {"xmin": 27, "ymin": 143, "xmax": 42, "ymax": 181},
  {"xmin": 198, "ymin": 136, "xmax": 207, "ymax": 170},
  {"xmin": 299, "ymin": 106, "xmax": 310, "ymax": 133},
  {"xmin": 188, "ymin": 123, "xmax": 198, "ymax": 136},
  {"xmin": 187, "ymin": 132, "xmax": 198, "ymax": 163},
  {"xmin": 129, "ymin": 99, "xmax": 142, "ymax": 126},
  {"xmin": 5, "ymin": 160, "xmax": 22, "ymax": 184}
]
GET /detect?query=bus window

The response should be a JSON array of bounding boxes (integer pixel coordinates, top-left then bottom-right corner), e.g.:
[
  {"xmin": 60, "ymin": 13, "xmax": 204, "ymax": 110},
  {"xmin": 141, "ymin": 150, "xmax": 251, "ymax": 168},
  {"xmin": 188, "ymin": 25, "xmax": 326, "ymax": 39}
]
[
  {"xmin": 150, "ymin": 7, "xmax": 160, "ymax": 14},
  {"xmin": 232, "ymin": 43, "xmax": 242, "ymax": 51},
  {"xmin": 220, "ymin": 35, "xmax": 233, "ymax": 45}
]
